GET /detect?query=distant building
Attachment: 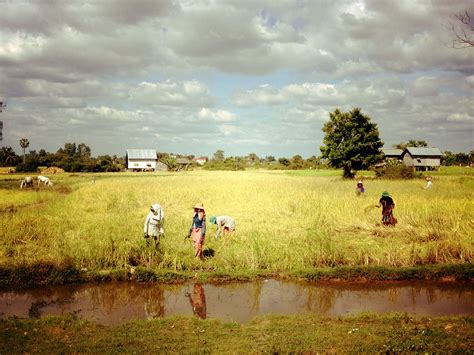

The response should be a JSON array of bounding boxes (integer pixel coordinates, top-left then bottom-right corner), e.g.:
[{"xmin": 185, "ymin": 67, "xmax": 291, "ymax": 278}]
[
  {"xmin": 156, "ymin": 161, "xmax": 168, "ymax": 171},
  {"xmin": 194, "ymin": 157, "xmax": 208, "ymax": 166},
  {"xmin": 126, "ymin": 149, "xmax": 157, "ymax": 171},
  {"xmin": 401, "ymin": 147, "xmax": 442, "ymax": 171},
  {"xmin": 382, "ymin": 149, "xmax": 403, "ymax": 161},
  {"xmin": 176, "ymin": 157, "xmax": 191, "ymax": 171}
]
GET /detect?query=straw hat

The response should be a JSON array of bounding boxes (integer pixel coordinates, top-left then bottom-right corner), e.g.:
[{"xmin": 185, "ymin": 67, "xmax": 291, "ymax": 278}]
[
  {"xmin": 358, "ymin": 180, "xmax": 363, "ymax": 184},
  {"xmin": 194, "ymin": 202, "xmax": 205, "ymax": 210}
]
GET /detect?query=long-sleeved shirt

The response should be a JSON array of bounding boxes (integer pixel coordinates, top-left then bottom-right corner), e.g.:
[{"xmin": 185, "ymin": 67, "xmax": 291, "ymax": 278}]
[
  {"xmin": 189, "ymin": 212, "xmax": 206, "ymax": 237},
  {"xmin": 144, "ymin": 205, "xmax": 164, "ymax": 237},
  {"xmin": 215, "ymin": 215, "xmax": 236, "ymax": 238},
  {"xmin": 379, "ymin": 197, "xmax": 395, "ymax": 215}
]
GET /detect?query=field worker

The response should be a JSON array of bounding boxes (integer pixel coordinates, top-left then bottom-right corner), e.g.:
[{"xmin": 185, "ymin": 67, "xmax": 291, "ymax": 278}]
[
  {"xmin": 185, "ymin": 203, "xmax": 206, "ymax": 258},
  {"xmin": 355, "ymin": 180, "xmax": 365, "ymax": 196},
  {"xmin": 424, "ymin": 176, "xmax": 433, "ymax": 190},
  {"xmin": 144, "ymin": 203, "xmax": 165, "ymax": 247},
  {"xmin": 376, "ymin": 191, "xmax": 397, "ymax": 226},
  {"xmin": 209, "ymin": 215, "xmax": 236, "ymax": 239}
]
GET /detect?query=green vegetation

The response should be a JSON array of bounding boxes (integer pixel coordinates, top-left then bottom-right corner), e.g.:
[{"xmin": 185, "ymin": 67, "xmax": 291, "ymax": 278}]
[
  {"xmin": 321, "ymin": 108, "xmax": 383, "ymax": 178},
  {"xmin": 376, "ymin": 161, "xmax": 418, "ymax": 179},
  {"xmin": 0, "ymin": 314, "xmax": 472, "ymax": 352},
  {"xmin": 0, "ymin": 169, "xmax": 472, "ymax": 285}
]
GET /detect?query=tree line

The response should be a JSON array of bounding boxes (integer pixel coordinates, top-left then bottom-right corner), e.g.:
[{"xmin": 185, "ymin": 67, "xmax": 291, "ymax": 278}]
[
  {"xmin": 0, "ymin": 142, "xmax": 125, "ymax": 172},
  {"xmin": 1, "ymin": 108, "xmax": 472, "ymax": 173}
]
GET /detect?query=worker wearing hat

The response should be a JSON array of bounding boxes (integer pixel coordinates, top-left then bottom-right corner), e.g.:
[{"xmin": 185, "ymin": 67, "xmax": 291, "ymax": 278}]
[
  {"xmin": 376, "ymin": 191, "xmax": 397, "ymax": 226},
  {"xmin": 186, "ymin": 203, "xmax": 207, "ymax": 258},
  {"xmin": 144, "ymin": 203, "xmax": 165, "ymax": 247},
  {"xmin": 209, "ymin": 215, "xmax": 236, "ymax": 239},
  {"xmin": 356, "ymin": 180, "xmax": 365, "ymax": 196}
]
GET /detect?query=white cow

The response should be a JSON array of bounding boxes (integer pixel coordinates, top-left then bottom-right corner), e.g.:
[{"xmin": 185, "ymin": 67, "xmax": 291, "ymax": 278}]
[
  {"xmin": 37, "ymin": 175, "xmax": 53, "ymax": 186},
  {"xmin": 20, "ymin": 176, "xmax": 33, "ymax": 189}
]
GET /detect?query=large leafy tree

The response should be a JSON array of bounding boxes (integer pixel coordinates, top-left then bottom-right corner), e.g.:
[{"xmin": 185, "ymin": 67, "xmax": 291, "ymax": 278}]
[
  {"xmin": 320, "ymin": 108, "xmax": 383, "ymax": 178},
  {"xmin": 0, "ymin": 146, "xmax": 20, "ymax": 166},
  {"xmin": 213, "ymin": 149, "xmax": 224, "ymax": 162},
  {"xmin": 393, "ymin": 140, "xmax": 428, "ymax": 149}
]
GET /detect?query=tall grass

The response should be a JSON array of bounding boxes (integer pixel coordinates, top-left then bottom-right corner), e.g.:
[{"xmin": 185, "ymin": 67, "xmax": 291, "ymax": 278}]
[{"xmin": 0, "ymin": 170, "xmax": 472, "ymax": 273}]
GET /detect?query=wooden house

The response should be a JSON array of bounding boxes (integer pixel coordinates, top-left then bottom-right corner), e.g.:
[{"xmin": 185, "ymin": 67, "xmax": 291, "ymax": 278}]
[
  {"xmin": 176, "ymin": 157, "xmax": 191, "ymax": 171},
  {"xmin": 401, "ymin": 147, "xmax": 442, "ymax": 171},
  {"xmin": 126, "ymin": 149, "xmax": 157, "ymax": 171},
  {"xmin": 382, "ymin": 149, "xmax": 403, "ymax": 162}
]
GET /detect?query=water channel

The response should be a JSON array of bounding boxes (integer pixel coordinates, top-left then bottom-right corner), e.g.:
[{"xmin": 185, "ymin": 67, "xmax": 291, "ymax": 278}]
[{"xmin": 0, "ymin": 280, "xmax": 472, "ymax": 325}]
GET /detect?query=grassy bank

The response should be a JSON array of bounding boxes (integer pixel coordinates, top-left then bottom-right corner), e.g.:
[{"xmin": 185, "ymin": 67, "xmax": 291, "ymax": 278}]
[
  {"xmin": 1, "ymin": 313, "xmax": 472, "ymax": 352},
  {"xmin": 0, "ymin": 169, "xmax": 472, "ymax": 285},
  {"xmin": 0, "ymin": 263, "xmax": 472, "ymax": 288}
]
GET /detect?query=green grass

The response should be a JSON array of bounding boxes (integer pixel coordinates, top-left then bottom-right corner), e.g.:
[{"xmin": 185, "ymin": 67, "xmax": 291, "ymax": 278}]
[
  {"xmin": 285, "ymin": 168, "xmax": 376, "ymax": 177},
  {"xmin": 428, "ymin": 166, "xmax": 474, "ymax": 176},
  {"xmin": 0, "ymin": 170, "xmax": 472, "ymax": 284},
  {"xmin": 1, "ymin": 314, "xmax": 472, "ymax": 353}
]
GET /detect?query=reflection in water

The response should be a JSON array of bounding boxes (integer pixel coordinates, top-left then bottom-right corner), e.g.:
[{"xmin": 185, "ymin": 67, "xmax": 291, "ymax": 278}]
[
  {"xmin": 144, "ymin": 286, "xmax": 165, "ymax": 320},
  {"xmin": 185, "ymin": 284, "xmax": 206, "ymax": 319},
  {"xmin": 0, "ymin": 280, "xmax": 472, "ymax": 325},
  {"xmin": 305, "ymin": 286, "xmax": 337, "ymax": 314}
]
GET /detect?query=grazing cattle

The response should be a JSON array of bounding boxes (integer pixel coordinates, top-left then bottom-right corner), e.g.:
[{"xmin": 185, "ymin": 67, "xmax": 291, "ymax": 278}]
[
  {"xmin": 37, "ymin": 175, "xmax": 53, "ymax": 186},
  {"xmin": 20, "ymin": 176, "xmax": 33, "ymax": 189}
]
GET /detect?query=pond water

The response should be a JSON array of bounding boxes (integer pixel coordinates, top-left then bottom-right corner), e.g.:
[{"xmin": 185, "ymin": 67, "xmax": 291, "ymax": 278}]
[{"xmin": 0, "ymin": 280, "xmax": 472, "ymax": 325}]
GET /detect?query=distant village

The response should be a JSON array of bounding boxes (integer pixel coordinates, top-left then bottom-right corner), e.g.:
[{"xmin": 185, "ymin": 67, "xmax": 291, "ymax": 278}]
[
  {"xmin": 127, "ymin": 146, "xmax": 449, "ymax": 173},
  {"xmin": 0, "ymin": 140, "xmax": 472, "ymax": 174}
]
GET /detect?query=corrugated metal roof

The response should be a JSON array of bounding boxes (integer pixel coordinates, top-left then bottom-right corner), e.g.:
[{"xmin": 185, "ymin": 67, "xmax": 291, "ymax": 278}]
[
  {"xmin": 126, "ymin": 149, "xmax": 157, "ymax": 160},
  {"xmin": 405, "ymin": 147, "xmax": 442, "ymax": 157},
  {"xmin": 382, "ymin": 149, "xmax": 403, "ymax": 156},
  {"xmin": 176, "ymin": 158, "xmax": 190, "ymax": 164}
]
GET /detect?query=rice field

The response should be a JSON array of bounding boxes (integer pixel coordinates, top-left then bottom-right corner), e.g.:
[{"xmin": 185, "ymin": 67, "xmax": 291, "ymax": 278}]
[{"xmin": 0, "ymin": 168, "xmax": 472, "ymax": 276}]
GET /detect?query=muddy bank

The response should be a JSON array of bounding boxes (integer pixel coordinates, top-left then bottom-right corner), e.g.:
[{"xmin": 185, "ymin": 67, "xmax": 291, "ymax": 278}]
[{"xmin": 0, "ymin": 263, "xmax": 472, "ymax": 288}]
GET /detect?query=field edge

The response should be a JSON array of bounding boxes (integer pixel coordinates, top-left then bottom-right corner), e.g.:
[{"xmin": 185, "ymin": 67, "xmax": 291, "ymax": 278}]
[{"xmin": 0, "ymin": 262, "xmax": 472, "ymax": 288}]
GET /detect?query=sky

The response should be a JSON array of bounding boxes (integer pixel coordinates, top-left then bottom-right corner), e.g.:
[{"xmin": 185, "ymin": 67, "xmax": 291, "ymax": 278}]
[{"xmin": 0, "ymin": 0, "xmax": 473, "ymax": 158}]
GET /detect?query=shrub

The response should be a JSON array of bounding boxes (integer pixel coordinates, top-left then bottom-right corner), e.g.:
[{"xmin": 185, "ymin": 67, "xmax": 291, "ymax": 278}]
[
  {"xmin": 376, "ymin": 162, "xmax": 416, "ymax": 179},
  {"xmin": 15, "ymin": 161, "xmax": 39, "ymax": 172}
]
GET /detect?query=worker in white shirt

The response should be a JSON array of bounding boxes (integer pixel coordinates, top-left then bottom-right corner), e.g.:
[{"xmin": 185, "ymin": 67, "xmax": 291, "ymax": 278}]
[
  {"xmin": 209, "ymin": 215, "xmax": 236, "ymax": 239},
  {"xmin": 144, "ymin": 203, "xmax": 165, "ymax": 247}
]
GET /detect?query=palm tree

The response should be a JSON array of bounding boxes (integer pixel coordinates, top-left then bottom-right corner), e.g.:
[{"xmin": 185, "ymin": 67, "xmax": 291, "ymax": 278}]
[{"xmin": 19, "ymin": 138, "xmax": 29, "ymax": 163}]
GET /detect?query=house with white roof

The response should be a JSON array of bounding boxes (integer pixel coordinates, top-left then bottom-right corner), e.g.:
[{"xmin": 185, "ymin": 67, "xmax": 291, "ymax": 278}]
[{"xmin": 126, "ymin": 149, "xmax": 157, "ymax": 171}]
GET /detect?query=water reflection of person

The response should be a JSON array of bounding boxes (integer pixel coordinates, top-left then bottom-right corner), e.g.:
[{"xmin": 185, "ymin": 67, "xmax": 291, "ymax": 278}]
[
  {"xmin": 185, "ymin": 284, "xmax": 207, "ymax": 319},
  {"xmin": 144, "ymin": 286, "xmax": 165, "ymax": 320}
]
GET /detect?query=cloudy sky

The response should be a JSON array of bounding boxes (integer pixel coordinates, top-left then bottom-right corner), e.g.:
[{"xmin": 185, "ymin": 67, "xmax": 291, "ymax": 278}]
[{"xmin": 1, "ymin": 0, "xmax": 473, "ymax": 158}]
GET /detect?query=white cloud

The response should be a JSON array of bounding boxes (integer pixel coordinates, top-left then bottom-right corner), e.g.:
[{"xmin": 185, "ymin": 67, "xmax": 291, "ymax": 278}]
[
  {"xmin": 198, "ymin": 108, "xmax": 236, "ymax": 122},
  {"xmin": 218, "ymin": 125, "xmax": 239, "ymax": 136},
  {"xmin": 232, "ymin": 85, "xmax": 288, "ymax": 106},
  {"xmin": 466, "ymin": 75, "xmax": 474, "ymax": 88},
  {"xmin": 0, "ymin": 1, "xmax": 473, "ymax": 156},
  {"xmin": 129, "ymin": 80, "xmax": 213, "ymax": 107},
  {"xmin": 411, "ymin": 77, "xmax": 439, "ymax": 97},
  {"xmin": 447, "ymin": 112, "xmax": 473, "ymax": 122}
]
